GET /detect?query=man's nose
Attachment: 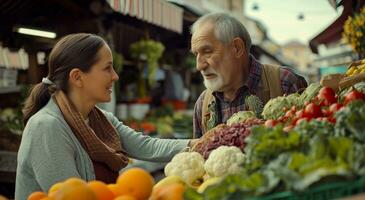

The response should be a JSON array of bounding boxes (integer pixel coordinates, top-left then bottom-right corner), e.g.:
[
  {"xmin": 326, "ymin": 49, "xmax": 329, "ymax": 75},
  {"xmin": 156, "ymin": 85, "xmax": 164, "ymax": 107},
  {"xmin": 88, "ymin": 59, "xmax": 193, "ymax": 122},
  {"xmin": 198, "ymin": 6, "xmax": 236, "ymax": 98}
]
[{"xmin": 196, "ymin": 54, "xmax": 208, "ymax": 71}]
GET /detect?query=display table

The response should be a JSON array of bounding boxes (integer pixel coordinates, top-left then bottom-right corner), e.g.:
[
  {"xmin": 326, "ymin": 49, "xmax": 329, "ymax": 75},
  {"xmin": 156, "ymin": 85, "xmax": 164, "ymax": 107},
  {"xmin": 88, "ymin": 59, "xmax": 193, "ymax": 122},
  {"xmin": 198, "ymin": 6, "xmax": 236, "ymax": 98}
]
[
  {"xmin": 0, "ymin": 151, "xmax": 17, "ymax": 183},
  {"xmin": 0, "ymin": 151, "xmax": 17, "ymax": 199}
]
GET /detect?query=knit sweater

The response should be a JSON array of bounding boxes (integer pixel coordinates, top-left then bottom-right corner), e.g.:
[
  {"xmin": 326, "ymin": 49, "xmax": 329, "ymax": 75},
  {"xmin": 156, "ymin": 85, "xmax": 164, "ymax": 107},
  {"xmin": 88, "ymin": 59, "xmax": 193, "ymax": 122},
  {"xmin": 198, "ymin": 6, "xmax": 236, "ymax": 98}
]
[{"xmin": 15, "ymin": 98, "xmax": 189, "ymax": 200}]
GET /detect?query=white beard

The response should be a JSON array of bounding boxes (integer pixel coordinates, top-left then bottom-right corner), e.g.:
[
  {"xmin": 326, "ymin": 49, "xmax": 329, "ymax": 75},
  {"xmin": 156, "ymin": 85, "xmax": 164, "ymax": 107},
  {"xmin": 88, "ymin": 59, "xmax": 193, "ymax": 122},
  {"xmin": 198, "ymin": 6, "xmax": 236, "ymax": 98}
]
[{"xmin": 203, "ymin": 75, "xmax": 224, "ymax": 91}]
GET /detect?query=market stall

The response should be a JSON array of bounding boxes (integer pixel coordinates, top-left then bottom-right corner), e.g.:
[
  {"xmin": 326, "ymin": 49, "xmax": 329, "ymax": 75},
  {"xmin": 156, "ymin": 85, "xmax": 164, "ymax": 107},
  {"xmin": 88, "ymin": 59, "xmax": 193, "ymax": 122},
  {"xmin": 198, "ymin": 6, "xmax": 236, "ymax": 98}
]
[{"xmin": 22, "ymin": 57, "xmax": 365, "ymax": 200}]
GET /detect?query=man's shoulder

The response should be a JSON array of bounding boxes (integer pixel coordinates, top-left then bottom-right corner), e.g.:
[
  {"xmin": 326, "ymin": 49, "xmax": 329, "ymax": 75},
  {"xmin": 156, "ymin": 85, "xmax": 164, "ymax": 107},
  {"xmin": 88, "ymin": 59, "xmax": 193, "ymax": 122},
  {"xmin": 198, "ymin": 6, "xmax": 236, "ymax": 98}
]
[
  {"xmin": 196, "ymin": 89, "xmax": 208, "ymax": 105},
  {"xmin": 279, "ymin": 67, "xmax": 307, "ymax": 83},
  {"xmin": 278, "ymin": 66, "xmax": 308, "ymax": 93}
]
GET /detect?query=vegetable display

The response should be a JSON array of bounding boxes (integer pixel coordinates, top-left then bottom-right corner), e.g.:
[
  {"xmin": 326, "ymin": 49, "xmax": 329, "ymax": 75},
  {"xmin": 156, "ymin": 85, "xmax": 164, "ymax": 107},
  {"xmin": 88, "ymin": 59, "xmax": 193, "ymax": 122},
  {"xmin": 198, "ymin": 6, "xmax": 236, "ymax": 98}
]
[
  {"xmin": 191, "ymin": 118, "xmax": 264, "ymax": 159},
  {"xmin": 182, "ymin": 81, "xmax": 365, "ymax": 199}
]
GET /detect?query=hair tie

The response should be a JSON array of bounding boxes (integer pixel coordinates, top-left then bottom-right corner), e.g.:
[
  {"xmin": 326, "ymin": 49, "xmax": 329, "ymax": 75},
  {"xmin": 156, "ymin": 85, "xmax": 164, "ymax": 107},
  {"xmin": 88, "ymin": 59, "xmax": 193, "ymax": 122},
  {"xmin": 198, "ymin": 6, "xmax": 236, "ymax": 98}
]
[{"xmin": 42, "ymin": 77, "xmax": 55, "ymax": 85}]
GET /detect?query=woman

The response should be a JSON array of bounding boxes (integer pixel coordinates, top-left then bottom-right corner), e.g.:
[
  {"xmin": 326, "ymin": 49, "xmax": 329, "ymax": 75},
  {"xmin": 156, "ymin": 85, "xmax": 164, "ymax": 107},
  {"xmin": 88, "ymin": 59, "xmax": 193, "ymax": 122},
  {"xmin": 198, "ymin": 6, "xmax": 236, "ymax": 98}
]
[{"xmin": 15, "ymin": 33, "xmax": 195, "ymax": 199}]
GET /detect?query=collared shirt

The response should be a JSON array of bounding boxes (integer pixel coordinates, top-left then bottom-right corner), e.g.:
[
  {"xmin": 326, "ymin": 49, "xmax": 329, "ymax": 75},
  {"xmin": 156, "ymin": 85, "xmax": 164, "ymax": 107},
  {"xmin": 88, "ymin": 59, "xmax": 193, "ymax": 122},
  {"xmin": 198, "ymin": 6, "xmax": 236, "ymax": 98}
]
[{"xmin": 193, "ymin": 55, "xmax": 307, "ymax": 138}]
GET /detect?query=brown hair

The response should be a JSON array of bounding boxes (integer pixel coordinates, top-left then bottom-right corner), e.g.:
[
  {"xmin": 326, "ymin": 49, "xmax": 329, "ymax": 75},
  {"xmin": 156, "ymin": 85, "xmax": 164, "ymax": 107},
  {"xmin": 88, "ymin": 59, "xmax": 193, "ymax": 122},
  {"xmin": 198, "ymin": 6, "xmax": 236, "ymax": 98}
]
[{"xmin": 23, "ymin": 33, "xmax": 106, "ymax": 125}]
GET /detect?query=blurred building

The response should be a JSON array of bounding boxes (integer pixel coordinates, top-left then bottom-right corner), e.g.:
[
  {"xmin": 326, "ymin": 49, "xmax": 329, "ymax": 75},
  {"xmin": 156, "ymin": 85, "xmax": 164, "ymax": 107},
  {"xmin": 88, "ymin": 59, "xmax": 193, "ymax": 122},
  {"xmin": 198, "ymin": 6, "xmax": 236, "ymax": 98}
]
[
  {"xmin": 282, "ymin": 41, "xmax": 313, "ymax": 72},
  {"xmin": 281, "ymin": 41, "xmax": 317, "ymax": 82}
]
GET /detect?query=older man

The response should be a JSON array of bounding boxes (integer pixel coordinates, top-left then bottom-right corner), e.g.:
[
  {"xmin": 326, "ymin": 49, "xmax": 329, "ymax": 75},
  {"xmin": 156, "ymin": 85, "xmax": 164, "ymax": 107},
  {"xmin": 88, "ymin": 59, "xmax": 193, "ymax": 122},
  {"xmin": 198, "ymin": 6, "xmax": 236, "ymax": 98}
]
[{"xmin": 191, "ymin": 13, "xmax": 307, "ymax": 138}]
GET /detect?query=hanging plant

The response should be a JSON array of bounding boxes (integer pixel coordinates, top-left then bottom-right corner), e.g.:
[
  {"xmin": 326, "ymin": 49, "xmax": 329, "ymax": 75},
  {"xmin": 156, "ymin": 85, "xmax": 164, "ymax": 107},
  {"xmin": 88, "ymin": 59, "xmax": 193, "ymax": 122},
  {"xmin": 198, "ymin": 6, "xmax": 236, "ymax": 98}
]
[
  {"xmin": 130, "ymin": 39, "xmax": 165, "ymax": 88},
  {"xmin": 343, "ymin": 6, "xmax": 365, "ymax": 57}
]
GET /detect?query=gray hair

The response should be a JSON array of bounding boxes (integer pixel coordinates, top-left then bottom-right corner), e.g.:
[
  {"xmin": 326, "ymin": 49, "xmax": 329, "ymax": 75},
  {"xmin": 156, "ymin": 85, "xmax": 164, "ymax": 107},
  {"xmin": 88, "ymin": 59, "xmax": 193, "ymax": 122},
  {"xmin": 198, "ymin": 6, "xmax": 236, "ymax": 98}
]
[{"xmin": 190, "ymin": 12, "xmax": 252, "ymax": 53}]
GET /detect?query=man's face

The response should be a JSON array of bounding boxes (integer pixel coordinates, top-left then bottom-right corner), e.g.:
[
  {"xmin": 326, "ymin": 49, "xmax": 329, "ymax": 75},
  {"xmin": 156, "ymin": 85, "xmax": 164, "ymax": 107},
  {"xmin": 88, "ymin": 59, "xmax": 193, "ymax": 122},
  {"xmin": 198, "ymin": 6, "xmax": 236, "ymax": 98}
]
[{"xmin": 191, "ymin": 22, "xmax": 237, "ymax": 92}]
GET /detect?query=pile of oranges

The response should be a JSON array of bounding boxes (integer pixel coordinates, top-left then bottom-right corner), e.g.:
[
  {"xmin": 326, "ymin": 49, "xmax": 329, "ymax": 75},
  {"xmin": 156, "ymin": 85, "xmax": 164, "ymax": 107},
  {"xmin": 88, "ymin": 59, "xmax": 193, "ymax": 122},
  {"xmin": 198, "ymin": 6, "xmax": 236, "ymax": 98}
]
[{"xmin": 27, "ymin": 167, "xmax": 183, "ymax": 200}]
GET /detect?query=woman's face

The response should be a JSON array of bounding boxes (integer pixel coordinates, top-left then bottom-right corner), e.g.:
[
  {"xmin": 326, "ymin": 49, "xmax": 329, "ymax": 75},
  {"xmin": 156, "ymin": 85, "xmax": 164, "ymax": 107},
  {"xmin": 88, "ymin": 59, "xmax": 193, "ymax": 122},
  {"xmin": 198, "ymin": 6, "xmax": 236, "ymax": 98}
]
[{"xmin": 80, "ymin": 44, "xmax": 119, "ymax": 104}]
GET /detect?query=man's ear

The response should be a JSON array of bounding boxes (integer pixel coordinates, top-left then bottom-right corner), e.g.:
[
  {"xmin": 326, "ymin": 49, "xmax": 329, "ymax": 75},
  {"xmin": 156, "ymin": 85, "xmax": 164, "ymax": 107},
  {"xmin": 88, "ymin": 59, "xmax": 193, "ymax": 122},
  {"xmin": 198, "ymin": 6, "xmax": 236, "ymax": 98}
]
[
  {"xmin": 232, "ymin": 37, "xmax": 246, "ymax": 58},
  {"xmin": 69, "ymin": 68, "xmax": 83, "ymax": 87}
]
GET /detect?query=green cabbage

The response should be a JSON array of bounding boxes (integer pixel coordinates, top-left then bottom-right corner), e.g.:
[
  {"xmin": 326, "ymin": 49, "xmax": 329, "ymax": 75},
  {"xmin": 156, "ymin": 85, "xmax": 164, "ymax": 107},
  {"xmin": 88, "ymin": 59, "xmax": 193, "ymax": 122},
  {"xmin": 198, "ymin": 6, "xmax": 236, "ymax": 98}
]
[
  {"xmin": 262, "ymin": 93, "xmax": 299, "ymax": 120},
  {"xmin": 227, "ymin": 111, "xmax": 256, "ymax": 125}
]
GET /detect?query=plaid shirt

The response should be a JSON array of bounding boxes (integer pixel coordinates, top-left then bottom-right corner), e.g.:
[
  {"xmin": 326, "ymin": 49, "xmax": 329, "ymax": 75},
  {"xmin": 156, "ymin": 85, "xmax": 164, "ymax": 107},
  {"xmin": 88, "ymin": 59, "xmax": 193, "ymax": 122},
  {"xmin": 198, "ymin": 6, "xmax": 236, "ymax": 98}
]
[{"xmin": 193, "ymin": 55, "xmax": 307, "ymax": 137}]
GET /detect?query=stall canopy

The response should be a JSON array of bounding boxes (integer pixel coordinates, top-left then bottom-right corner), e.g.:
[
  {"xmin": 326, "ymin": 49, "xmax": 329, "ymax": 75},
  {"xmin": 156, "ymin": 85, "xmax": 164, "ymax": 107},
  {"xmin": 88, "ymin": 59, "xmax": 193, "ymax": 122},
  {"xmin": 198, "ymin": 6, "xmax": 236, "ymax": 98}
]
[
  {"xmin": 309, "ymin": 0, "xmax": 364, "ymax": 54},
  {"xmin": 106, "ymin": 0, "xmax": 183, "ymax": 33}
]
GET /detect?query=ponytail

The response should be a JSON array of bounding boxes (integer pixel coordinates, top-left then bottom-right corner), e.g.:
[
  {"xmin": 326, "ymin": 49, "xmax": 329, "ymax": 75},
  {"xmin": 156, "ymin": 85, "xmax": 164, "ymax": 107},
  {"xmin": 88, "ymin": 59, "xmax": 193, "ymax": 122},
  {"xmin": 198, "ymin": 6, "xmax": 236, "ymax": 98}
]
[{"xmin": 22, "ymin": 83, "xmax": 52, "ymax": 125}]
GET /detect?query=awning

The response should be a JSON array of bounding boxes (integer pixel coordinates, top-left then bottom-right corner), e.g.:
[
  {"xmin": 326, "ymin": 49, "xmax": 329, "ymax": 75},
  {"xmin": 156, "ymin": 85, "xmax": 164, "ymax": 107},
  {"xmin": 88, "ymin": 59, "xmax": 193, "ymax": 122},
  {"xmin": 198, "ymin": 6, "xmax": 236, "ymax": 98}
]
[
  {"xmin": 309, "ymin": 0, "xmax": 364, "ymax": 54},
  {"xmin": 106, "ymin": 0, "xmax": 183, "ymax": 33}
]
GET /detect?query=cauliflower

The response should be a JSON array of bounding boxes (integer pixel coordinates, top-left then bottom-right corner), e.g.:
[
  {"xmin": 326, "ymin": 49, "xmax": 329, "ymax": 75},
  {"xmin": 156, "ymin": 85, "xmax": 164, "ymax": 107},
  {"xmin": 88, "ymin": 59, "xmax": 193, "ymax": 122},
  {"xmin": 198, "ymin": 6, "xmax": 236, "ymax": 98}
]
[
  {"xmin": 204, "ymin": 146, "xmax": 245, "ymax": 177},
  {"xmin": 164, "ymin": 152, "xmax": 205, "ymax": 185}
]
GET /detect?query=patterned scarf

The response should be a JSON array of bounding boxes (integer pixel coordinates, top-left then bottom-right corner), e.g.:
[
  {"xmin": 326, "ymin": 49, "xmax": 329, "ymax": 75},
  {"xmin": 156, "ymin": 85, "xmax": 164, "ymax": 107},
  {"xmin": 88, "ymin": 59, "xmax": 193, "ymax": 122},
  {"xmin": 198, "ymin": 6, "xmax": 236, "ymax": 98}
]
[{"xmin": 53, "ymin": 91, "xmax": 129, "ymax": 172}]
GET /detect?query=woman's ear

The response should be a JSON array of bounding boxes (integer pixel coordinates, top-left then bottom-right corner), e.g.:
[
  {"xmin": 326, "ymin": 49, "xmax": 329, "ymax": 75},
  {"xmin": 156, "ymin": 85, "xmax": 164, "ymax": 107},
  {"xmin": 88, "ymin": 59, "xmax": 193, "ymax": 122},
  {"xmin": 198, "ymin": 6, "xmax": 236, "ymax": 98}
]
[
  {"xmin": 69, "ymin": 68, "xmax": 83, "ymax": 87},
  {"xmin": 232, "ymin": 37, "xmax": 246, "ymax": 58}
]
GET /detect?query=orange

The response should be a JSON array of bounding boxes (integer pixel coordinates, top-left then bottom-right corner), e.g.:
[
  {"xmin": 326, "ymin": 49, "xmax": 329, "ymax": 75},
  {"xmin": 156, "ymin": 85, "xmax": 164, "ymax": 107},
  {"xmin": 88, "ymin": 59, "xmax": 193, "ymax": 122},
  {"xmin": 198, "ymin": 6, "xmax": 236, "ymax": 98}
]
[
  {"xmin": 113, "ymin": 195, "xmax": 137, "ymax": 200},
  {"xmin": 107, "ymin": 184, "xmax": 120, "ymax": 197},
  {"xmin": 150, "ymin": 183, "xmax": 185, "ymax": 200},
  {"xmin": 63, "ymin": 177, "xmax": 87, "ymax": 186},
  {"xmin": 48, "ymin": 182, "xmax": 64, "ymax": 197},
  {"xmin": 39, "ymin": 197, "xmax": 55, "ymax": 200},
  {"xmin": 27, "ymin": 191, "xmax": 47, "ymax": 200},
  {"xmin": 88, "ymin": 180, "xmax": 115, "ymax": 200},
  {"xmin": 116, "ymin": 168, "xmax": 154, "ymax": 200},
  {"xmin": 54, "ymin": 177, "xmax": 97, "ymax": 200},
  {"xmin": 0, "ymin": 195, "xmax": 8, "ymax": 200}
]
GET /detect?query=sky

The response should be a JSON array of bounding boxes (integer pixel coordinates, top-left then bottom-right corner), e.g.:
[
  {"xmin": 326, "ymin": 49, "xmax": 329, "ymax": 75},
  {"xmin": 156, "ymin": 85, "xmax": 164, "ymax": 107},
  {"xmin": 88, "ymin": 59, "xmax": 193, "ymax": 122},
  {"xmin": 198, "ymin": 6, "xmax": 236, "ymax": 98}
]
[{"xmin": 244, "ymin": 0, "xmax": 343, "ymax": 46}]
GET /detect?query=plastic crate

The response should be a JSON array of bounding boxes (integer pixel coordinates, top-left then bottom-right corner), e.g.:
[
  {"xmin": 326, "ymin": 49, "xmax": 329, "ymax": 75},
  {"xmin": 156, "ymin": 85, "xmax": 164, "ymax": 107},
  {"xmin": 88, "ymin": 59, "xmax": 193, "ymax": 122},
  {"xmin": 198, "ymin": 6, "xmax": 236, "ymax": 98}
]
[{"xmin": 248, "ymin": 177, "xmax": 365, "ymax": 200}]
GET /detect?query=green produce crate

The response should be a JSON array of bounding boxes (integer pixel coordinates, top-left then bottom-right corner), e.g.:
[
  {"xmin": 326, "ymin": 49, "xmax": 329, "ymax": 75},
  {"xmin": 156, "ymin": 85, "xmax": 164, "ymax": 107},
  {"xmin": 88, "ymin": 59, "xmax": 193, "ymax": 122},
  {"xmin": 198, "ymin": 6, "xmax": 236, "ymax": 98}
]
[{"xmin": 248, "ymin": 177, "xmax": 365, "ymax": 200}]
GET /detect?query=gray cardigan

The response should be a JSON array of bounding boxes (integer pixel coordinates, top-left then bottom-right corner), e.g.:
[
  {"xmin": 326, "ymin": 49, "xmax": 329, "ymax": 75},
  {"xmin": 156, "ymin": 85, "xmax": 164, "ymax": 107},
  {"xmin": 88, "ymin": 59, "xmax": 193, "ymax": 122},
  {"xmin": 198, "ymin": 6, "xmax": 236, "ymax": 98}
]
[{"xmin": 15, "ymin": 99, "xmax": 189, "ymax": 200}]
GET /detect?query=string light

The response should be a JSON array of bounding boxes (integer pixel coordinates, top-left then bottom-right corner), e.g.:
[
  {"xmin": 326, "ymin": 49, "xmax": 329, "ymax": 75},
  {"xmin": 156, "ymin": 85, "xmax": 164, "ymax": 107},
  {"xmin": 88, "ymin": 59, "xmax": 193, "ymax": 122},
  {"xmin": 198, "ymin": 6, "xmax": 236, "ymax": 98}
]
[{"xmin": 297, "ymin": 13, "xmax": 305, "ymax": 20}]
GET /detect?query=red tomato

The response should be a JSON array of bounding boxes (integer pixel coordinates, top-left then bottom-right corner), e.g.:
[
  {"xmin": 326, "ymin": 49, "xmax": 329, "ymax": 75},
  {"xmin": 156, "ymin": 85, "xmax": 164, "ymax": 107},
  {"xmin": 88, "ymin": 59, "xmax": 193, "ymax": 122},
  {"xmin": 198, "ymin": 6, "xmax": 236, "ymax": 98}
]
[
  {"xmin": 304, "ymin": 103, "xmax": 322, "ymax": 118},
  {"xmin": 328, "ymin": 117, "xmax": 336, "ymax": 124},
  {"xmin": 311, "ymin": 96, "xmax": 319, "ymax": 104},
  {"xmin": 277, "ymin": 116, "xmax": 288, "ymax": 123},
  {"xmin": 344, "ymin": 90, "xmax": 365, "ymax": 105},
  {"xmin": 318, "ymin": 99, "xmax": 327, "ymax": 107},
  {"xmin": 316, "ymin": 117, "xmax": 329, "ymax": 122},
  {"xmin": 295, "ymin": 109, "xmax": 305, "ymax": 118},
  {"xmin": 321, "ymin": 109, "xmax": 332, "ymax": 117},
  {"xmin": 285, "ymin": 110, "xmax": 296, "ymax": 118},
  {"xmin": 295, "ymin": 118, "xmax": 309, "ymax": 126},
  {"xmin": 329, "ymin": 103, "xmax": 343, "ymax": 113},
  {"xmin": 317, "ymin": 87, "xmax": 337, "ymax": 106},
  {"xmin": 318, "ymin": 87, "xmax": 336, "ymax": 98},
  {"xmin": 291, "ymin": 117, "xmax": 299, "ymax": 126},
  {"xmin": 265, "ymin": 119, "xmax": 277, "ymax": 128}
]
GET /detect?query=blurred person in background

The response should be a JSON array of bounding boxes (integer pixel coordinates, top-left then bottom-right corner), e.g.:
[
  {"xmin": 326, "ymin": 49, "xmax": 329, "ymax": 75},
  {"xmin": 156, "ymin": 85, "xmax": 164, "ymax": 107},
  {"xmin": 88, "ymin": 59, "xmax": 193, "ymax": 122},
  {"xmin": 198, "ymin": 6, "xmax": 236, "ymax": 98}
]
[{"xmin": 190, "ymin": 13, "xmax": 307, "ymax": 138}]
